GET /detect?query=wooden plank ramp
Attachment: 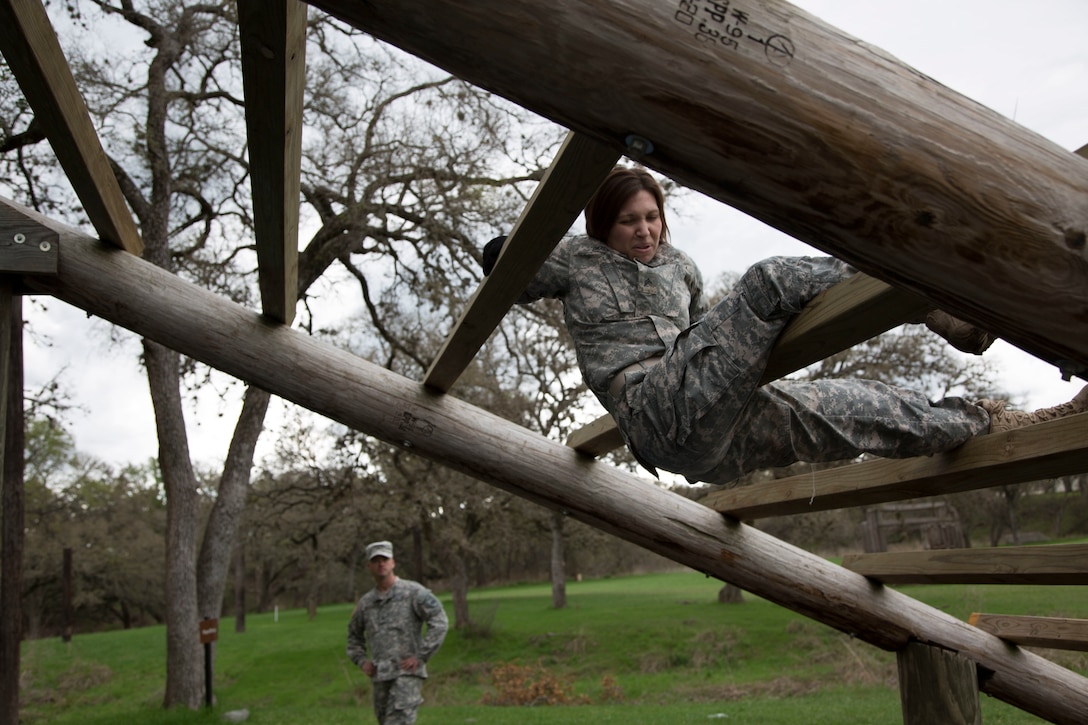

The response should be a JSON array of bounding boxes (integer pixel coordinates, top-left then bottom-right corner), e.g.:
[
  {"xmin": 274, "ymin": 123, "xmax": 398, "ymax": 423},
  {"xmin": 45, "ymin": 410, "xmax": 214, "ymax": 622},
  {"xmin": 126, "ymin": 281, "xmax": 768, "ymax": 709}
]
[
  {"xmin": 703, "ymin": 412, "xmax": 1088, "ymax": 519},
  {"xmin": 841, "ymin": 544, "xmax": 1088, "ymax": 585},
  {"xmin": 969, "ymin": 613, "xmax": 1088, "ymax": 652}
]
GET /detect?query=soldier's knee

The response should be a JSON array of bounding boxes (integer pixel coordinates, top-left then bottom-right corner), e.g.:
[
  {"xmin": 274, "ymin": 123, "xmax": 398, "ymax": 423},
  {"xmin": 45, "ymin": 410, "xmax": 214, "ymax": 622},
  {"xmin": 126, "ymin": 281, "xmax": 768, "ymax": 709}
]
[{"xmin": 739, "ymin": 258, "xmax": 798, "ymax": 320}]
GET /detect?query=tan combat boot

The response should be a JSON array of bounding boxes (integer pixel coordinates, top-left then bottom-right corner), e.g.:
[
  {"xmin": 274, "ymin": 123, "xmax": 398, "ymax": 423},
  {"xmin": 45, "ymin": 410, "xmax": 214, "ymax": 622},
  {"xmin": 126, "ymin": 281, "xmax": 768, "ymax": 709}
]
[
  {"xmin": 976, "ymin": 385, "xmax": 1088, "ymax": 434},
  {"xmin": 924, "ymin": 310, "xmax": 995, "ymax": 355}
]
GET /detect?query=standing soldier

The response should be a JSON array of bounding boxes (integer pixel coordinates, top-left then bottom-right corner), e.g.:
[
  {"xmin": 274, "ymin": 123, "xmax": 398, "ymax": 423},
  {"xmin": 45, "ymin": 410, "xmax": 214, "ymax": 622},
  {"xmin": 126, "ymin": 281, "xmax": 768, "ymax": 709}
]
[{"xmin": 347, "ymin": 541, "xmax": 449, "ymax": 724}]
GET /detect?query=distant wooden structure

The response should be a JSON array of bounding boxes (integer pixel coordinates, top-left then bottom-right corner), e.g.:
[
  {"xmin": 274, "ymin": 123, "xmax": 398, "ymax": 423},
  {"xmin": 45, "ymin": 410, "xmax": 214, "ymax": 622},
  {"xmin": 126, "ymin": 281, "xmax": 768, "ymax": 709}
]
[
  {"xmin": 862, "ymin": 501, "xmax": 968, "ymax": 554},
  {"xmin": 2, "ymin": 0, "xmax": 1087, "ymax": 723}
]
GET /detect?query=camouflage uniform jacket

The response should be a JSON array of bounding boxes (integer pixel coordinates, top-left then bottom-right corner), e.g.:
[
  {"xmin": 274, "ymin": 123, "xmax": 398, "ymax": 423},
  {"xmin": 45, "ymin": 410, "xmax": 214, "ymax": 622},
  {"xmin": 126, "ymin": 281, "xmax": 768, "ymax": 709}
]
[
  {"xmin": 346, "ymin": 578, "xmax": 448, "ymax": 681},
  {"xmin": 519, "ymin": 235, "xmax": 707, "ymax": 406}
]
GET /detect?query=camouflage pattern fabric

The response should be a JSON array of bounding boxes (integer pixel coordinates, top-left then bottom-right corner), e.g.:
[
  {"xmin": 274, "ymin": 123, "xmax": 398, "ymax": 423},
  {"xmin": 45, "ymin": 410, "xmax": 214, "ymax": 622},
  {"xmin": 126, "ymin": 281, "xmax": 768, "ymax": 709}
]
[
  {"xmin": 371, "ymin": 676, "xmax": 424, "ymax": 725},
  {"xmin": 520, "ymin": 235, "xmax": 707, "ymax": 395},
  {"xmin": 347, "ymin": 578, "xmax": 448, "ymax": 724},
  {"xmin": 522, "ymin": 240, "xmax": 990, "ymax": 486}
]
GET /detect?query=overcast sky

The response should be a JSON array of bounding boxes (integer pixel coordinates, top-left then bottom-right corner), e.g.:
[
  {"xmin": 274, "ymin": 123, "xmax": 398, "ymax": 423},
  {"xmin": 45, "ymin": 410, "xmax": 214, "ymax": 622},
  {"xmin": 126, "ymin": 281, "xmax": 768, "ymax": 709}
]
[{"xmin": 22, "ymin": 0, "xmax": 1088, "ymax": 468}]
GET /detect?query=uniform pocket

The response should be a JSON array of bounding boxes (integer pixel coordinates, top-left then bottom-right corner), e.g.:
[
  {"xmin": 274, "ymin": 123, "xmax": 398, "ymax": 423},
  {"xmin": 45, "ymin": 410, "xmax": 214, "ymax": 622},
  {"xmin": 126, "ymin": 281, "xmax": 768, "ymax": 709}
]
[{"xmin": 671, "ymin": 326, "xmax": 746, "ymax": 448}]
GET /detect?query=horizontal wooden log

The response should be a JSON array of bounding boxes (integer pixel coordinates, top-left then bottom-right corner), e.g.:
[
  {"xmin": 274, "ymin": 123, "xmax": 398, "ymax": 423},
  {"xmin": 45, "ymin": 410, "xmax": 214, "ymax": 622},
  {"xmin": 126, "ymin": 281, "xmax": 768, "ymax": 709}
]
[
  {"xmin": 568, "ymin": 271, "xmax": 928, "ymax": 455},
  {"xmin": 0, "ymin": 0, "xmax": 142, "ymax": 255},
  {"xmin": 969, "ymin": 614, "xmax": 1088, "ymax": 653},
  {"xmin": 11, "ymin": 196, "xmax": 1088, "ymax": 724},
  {"xmin": 703, "ymin": 412, "xmax": 1088, "ymax": 518},
  {"xmin": 842, "ymin": 544, "xmax": 1088, "ymax": 585},
  {"xmin": 310, "ymin": 0, "xmax": 1088, "ymax": 382},
  {"xmin": 425, "ymin": 131, "xmax": 619, "ymax": 392}
]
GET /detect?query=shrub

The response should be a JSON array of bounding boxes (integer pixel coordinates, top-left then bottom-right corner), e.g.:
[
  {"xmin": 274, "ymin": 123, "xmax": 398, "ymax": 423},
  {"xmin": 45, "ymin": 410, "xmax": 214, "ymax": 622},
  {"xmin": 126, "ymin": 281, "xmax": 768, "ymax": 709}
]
[{"xmin": 481, "ymin": 662, "xmax": 589, "ymax": 706}]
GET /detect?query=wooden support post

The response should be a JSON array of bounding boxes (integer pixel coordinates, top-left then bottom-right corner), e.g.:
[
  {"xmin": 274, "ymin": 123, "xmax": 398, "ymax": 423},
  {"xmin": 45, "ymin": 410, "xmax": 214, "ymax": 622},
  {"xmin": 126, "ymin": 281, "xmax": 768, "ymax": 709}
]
[
  {"xmin": 0, "ymin": 280, "xmax": 21, "ymax": 725},
  {"xmin": 12, "ymin": 198, "xmax": 1088, "ymax": 724},
  {"xmin": 862, "ymin": 508, "xmax": 885, "ymax": 554},
  {"xmin": 897, "ymin": 642, "xmax": 980, "ymax": 725},
  {"xmin": 62, "ymin": 547, "xmax": 73, "ymax": 642}
]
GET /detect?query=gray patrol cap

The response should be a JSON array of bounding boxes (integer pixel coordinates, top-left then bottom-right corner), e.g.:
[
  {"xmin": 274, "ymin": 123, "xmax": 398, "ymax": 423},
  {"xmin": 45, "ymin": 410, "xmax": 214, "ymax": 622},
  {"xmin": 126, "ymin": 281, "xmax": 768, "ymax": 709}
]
[{"xmin": 366, "ymin": 541, "xmax": 393, "ymax": 560}]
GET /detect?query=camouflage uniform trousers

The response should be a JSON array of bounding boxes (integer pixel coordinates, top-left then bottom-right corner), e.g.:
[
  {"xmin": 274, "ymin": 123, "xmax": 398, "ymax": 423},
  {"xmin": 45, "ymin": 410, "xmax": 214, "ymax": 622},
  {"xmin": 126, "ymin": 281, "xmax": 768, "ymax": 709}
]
[
  {"xmin": 612, "ymin": 256, "xmax": 990, "ymax": 485},
  {"xmin": 372, "ymin": 675, "xmax": 424, "ymax": 725}
]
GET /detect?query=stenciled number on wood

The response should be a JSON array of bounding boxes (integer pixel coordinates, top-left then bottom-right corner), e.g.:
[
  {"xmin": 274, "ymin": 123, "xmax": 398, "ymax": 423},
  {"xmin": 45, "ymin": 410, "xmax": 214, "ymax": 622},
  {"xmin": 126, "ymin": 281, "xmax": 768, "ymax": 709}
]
[
  {"xmin": 398, "ymin": 411, "xmax": 435, "ymax": 448},
  {"xmin": 673, "ymin": 1, "xmax": 795, "ymax": 67}
]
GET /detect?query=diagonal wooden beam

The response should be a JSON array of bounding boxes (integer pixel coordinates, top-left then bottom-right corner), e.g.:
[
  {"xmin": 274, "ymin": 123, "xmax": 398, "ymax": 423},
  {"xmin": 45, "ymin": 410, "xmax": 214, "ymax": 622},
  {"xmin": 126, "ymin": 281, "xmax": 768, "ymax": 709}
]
[
  {"xmin": 567, "ymin": 272, "xmax": 931, "ymax": 455},
  {"xmin": 237, "ymin": 0, "xmax": 306, "ymax": 325},
  {"xmin": 14, "ymin": 197, "xmax": 1088, "ymax": 724},
  {"xmin": 424, "ymin": 131, "xmax": 619, "ymax": 392},
  {"xmin": 0, "ymin": 0, "xmax": 142, "ymax": 255},
  {"xmin": 703, "ymin": 412, "xmax": 1088, "ymax": 519},
  {"xmin": 842, "ymin": 544, "xmax": 1088, "ymax": 586},
  {"xmin": 969, "ymin": 613, "xmax": 1088, "ymax": 653}
]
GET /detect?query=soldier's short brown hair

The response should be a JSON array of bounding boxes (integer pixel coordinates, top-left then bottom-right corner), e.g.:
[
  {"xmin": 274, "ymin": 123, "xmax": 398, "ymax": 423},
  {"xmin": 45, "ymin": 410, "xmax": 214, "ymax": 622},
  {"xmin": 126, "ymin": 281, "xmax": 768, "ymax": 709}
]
[{"xmin": 584, "ymin": 167, "xmax": 670, "ymax": 245}]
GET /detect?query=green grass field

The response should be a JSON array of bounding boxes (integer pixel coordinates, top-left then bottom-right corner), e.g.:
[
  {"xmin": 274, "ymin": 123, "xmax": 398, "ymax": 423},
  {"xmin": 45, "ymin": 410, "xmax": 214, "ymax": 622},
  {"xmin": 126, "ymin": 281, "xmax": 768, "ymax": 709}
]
[{"xmin": 18, "ymin": 570, "xmax": 1088, "ymax": 724}]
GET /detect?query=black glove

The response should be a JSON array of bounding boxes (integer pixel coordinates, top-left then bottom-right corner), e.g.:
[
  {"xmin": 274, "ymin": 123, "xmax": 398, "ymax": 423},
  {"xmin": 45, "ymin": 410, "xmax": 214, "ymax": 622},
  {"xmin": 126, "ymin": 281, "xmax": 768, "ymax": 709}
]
[{"xmin": 482, "ymin": 235, "xmax": 506, "ymax": 276}]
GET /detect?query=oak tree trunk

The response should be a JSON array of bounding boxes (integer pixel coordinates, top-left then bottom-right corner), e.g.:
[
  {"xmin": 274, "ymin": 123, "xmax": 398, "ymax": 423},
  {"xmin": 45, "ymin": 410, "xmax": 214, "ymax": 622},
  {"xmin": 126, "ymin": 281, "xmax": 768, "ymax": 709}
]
[
  {"xmin": 197, "ymin": 386, "xmax": 271, "ymax": 619},
  {"xmin": 145, "ymin": 339, "xmax": 203, "ymax": 709}
]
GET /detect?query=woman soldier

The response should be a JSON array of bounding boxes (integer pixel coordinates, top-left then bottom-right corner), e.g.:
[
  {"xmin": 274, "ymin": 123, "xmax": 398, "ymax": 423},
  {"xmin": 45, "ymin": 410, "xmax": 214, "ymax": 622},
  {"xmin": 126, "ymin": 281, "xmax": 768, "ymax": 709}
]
[{"xmin": 484, "ymin": 167, "xmax": 1086, "ymax": 485}]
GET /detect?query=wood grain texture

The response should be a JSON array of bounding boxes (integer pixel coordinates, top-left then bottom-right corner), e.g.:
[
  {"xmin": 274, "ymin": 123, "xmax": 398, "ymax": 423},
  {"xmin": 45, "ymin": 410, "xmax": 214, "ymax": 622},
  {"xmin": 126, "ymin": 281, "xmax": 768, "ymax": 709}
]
[
  {"xmin": 11, "ymin": 197, "xmax": 1087, "ymax": 724},
  {"xmin": 969, "ymin": 614, "xmax": 1088, "ymax": 652},
  {"xmin": 310, "ymin": 0, "xmax": 1088, "ymax": 379},
  {"xmin": 0, "ymin": 0, "xmax": 143, "ymax": 255},
  {"xmin": 566, "ymin": 412, "xmax": 625, "ymax": 457},
  {"xmin": 0, "ymin": 204, "xmax": 58, "ymax": 274},
  {"xmin": 897, "ymin": 642, "xmax": 981, "ymax": 725},
  {"xmin": 842, "ymin": 544, "xmax": 1088, "ymax": 585},
  {"xmin": 237, "ymin": 0, "xmax": 305, "ymax": 324}
]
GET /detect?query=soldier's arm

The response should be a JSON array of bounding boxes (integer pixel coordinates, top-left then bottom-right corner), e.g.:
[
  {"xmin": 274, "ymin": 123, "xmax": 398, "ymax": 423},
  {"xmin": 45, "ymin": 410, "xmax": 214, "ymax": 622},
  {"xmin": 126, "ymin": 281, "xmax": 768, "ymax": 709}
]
[
  {"xmin": 518, "ymin": 237, "xmax": 574, "ymax": 304},
  {"xmin": 416, "ymin": 590, "xmax": 449, "ymax": 661},
  {"xmin": 345, "ymin": 603, "xmax": 369, "ymax": 667}
]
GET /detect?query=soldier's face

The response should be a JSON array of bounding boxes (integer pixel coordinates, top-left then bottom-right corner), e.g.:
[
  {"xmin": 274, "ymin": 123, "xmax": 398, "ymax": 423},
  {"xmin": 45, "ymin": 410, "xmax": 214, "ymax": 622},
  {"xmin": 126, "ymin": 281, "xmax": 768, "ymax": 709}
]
[
  {"xmin": 368, "ymin": 555, "xmax": 394, "ymax": 580},
  {"xmin": 606, "ymin": 190, "xmax": 662, "ymax": 264}
]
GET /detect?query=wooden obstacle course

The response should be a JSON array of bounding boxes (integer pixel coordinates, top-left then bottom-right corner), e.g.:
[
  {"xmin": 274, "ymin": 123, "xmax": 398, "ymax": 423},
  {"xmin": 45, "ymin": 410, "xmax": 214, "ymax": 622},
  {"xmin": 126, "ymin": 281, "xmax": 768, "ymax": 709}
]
[{"xmin": 2, "ymin": 0, "xmax": 1088, "ymax": 722}]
